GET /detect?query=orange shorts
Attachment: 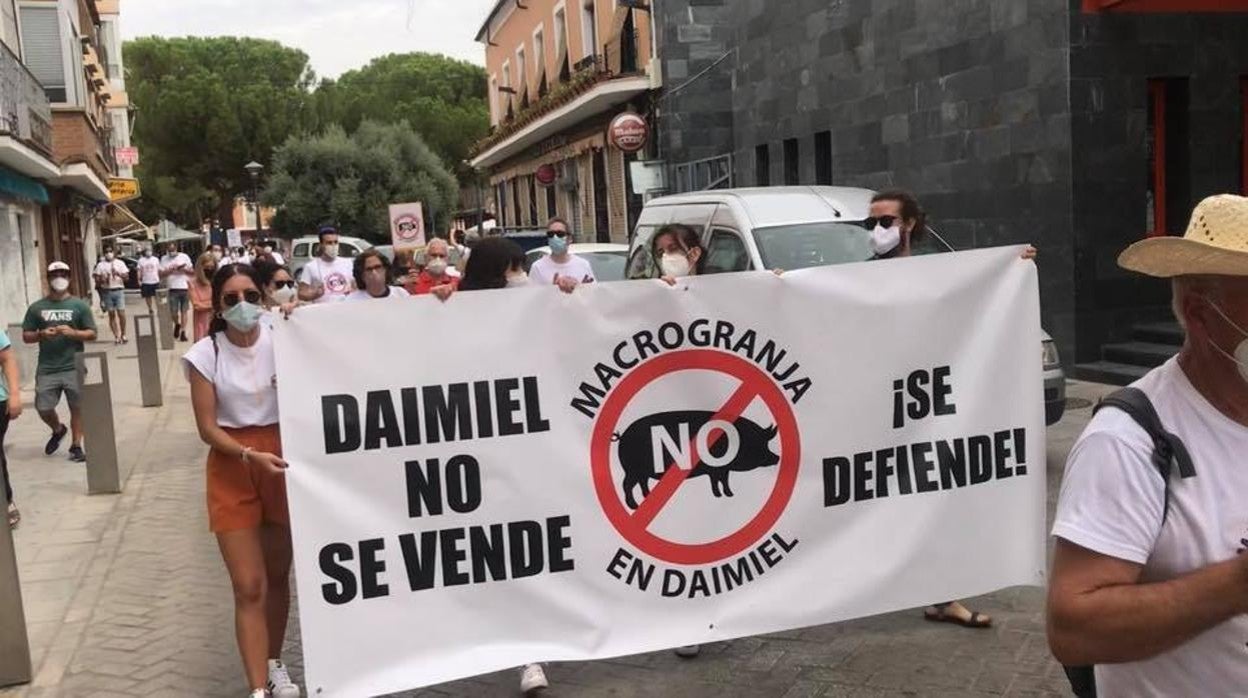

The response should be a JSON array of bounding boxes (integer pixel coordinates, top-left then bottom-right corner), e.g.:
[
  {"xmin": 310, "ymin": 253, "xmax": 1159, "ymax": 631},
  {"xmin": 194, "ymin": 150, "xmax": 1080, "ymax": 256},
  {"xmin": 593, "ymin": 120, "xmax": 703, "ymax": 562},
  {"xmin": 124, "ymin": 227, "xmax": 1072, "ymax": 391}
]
[{"xmin": 206, "ymin": 424, "xmax": 289, "ymax": 533}]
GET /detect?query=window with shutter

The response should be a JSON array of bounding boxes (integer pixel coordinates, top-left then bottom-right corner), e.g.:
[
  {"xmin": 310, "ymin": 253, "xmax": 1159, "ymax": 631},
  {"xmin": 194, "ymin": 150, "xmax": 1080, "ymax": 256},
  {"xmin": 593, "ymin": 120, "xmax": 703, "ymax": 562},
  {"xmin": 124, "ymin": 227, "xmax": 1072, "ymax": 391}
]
[
  {"xmin": 1, "ymin": 0, "xmax": 20, "ymax": 55},
  {"xmin": 18, "ymin": 6, "xmax": 66, "ymax": 103}
]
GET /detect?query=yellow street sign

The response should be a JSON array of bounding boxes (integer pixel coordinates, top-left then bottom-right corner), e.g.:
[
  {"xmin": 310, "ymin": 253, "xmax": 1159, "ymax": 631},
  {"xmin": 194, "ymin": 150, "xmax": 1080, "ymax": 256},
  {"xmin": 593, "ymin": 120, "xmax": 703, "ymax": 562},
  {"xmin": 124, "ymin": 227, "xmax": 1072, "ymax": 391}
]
[{"xmin": 109, "ymin": 178, "xmax": 140, "ymax": 202}]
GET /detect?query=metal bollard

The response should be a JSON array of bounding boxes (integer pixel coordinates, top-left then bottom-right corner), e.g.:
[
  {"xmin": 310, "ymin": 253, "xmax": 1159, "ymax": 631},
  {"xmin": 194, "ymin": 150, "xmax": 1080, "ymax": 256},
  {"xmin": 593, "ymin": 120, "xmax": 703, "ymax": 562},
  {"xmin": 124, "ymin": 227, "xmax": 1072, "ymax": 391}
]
[
  {"xmin": 155, "ymin": 290, "xmax": 173, "ymax": 351},
  {"xmin": 0, "ymin": 467, "xmax": 32, "ymax": 688},
  {"xmin": 75, "ymin": 353, "xmax": 120, "ymax": 495},
  {"xmin": 134, "ymin": 315, "xmax": 162, "ymax": 408}
]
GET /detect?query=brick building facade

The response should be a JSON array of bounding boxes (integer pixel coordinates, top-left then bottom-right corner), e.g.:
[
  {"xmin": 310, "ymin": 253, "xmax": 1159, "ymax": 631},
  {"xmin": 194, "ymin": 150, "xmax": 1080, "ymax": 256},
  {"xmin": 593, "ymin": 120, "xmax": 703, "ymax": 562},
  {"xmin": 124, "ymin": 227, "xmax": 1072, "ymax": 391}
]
[
  {"xmin": 470, "ymin": 0, "xmax": 657, "ymax": 243},
  {"xmin": 655, "ymin": 0, "xmax": 1248, "ymax": 372}
]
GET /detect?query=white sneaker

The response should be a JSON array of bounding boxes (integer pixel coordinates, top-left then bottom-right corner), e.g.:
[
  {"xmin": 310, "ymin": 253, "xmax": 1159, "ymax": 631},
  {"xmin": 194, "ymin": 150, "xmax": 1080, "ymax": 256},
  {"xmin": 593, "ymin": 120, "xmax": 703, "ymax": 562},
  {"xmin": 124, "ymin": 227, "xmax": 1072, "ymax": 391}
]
[
  {"xmin": 674, "ymin": 644, "xmax": 701, "ymax": 658},
  {"xmin": 247, "ymin": 690, "xmax": 267, "ymax": 698},
  {"xmin": 519, "ymin": 663, "xmax": 548, "ymax": 693},
  {"xmin": 267, "ymin": 659, "xmax": 300, "ymax": 698}
]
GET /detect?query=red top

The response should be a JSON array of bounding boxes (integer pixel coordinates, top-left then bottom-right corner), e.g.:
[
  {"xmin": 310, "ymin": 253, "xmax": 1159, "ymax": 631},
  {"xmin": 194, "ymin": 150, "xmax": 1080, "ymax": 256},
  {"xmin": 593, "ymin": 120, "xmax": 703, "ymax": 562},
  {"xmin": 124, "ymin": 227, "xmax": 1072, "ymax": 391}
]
[{"xmin": 407, "ymin": 271, "xmax": 460, "ymax": 296}]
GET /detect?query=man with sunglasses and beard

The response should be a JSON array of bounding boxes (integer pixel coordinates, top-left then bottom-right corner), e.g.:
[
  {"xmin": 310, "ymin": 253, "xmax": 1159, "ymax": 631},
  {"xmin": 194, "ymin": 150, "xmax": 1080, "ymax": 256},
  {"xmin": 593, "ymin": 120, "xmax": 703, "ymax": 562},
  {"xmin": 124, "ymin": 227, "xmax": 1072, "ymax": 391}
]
[{"xmin": 528, "ymin": 217, "xmax": 595, "ymax": 293}]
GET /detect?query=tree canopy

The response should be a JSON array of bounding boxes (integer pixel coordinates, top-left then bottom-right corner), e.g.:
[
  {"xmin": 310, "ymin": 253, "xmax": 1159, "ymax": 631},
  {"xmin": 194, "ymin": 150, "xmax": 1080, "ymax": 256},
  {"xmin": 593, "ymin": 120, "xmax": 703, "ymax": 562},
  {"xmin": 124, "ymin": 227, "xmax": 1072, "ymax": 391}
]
[
  {"xmin": 126, "ymin": 38, "xmax": 489, "ymax": 231},
  {"xmin": 126, "ymin": 36, "xmax": 316, "ymax": 225},
  {"xmin": 262, "ymin": 121, "xmax": 459, "ymax": 243},
  {"xmin": 314, "ymin": 53, "xmax": 490, "ymax": 178}
]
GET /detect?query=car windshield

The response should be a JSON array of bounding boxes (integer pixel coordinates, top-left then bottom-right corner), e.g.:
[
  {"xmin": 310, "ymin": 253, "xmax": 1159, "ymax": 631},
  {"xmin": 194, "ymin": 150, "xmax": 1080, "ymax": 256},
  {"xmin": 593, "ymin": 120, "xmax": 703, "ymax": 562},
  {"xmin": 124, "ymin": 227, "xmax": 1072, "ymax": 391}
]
[
  {"xmin": 581, "ymin": 252, "xmax": 628, "ymax": 282},
  {"xmin": 753, "ymin": 221, "xmax": 873, "ymax": 271}
]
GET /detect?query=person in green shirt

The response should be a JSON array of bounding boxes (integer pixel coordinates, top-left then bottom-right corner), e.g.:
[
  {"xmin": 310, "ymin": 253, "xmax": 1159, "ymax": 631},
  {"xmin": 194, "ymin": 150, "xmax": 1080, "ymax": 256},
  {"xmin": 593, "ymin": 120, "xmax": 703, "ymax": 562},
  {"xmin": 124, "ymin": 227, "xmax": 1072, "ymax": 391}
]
[
  {"xmin": 21, "ymin": 261, "xmax": 97, "ymax": 463},
  {"xmin": 1, "ymin": 327, "xmax": 22, "ymax": 528}
]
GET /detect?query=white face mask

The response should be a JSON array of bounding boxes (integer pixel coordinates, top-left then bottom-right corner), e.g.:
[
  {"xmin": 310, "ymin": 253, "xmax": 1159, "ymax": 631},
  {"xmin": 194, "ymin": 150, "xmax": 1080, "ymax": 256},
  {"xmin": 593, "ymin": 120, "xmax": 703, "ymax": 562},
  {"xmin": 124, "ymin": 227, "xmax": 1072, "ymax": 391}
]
[
  {"xmin": 50, "ymin": 277, "xmax": 70, "ymax": 293},
  {"xmin": 426, "ymin": 258, "xmax": 448, "ymax": 276},
  {"xmin": 322, "ymin": 243, "xmax": 340, "ymax": 260},
  {"xmin": 270, "ymin": 286, "xmax": 297, "ymax": 305},
  {"xmin": 659, "ymin": 252, "xmax": 692, "ymax": 278},
  {"xmin": 506, "ymin": 274, "xmax": 529, "ymax": 288},
  {"xmin": 870, "ymin": 225, "xmax": 902, "ymax": 256},
  {"xmin": 1208, "ymin": 300, "xmax": 1248, "ymax": 385},
  {"xmin": 104, "ymin": 253, "xmax": 115, "ymax": 261}
]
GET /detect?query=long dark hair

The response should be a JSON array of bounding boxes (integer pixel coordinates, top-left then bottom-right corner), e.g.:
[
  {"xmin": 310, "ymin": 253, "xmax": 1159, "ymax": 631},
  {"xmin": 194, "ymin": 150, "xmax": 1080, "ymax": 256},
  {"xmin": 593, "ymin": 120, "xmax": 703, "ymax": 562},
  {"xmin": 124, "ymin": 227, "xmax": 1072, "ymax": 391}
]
[
  {"xmin": 651, "ymin": 223, "xmax": 707, "ymax": 276},
  {"xmin": 207, "ymin": 264, "xmax": 262, "ymax": 336},
  {"xmin": 460, "ymin": 237, "xmax": 525, "ymax": 291},
  {"xmin": 871, "ymin": 189, "xmax": 928, "ymax": 245},
  {"xmin": 252, "ymin": 259, "xmax": 290, "ymax": 289}
]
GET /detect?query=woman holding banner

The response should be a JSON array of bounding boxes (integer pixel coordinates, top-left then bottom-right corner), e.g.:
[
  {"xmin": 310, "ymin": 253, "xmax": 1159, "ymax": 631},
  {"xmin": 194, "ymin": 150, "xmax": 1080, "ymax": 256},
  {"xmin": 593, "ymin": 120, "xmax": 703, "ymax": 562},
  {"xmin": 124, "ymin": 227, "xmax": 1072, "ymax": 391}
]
[
  {"xmin": 441, "ymin": 237, "xmax": 552, "ymax": 693},
  {"xmin": 183, "ymin": 264, "xmax": 301, "ymax": 698},
  {"xmin": 870, "ymin": 189, "xmax": 1032, "ymax": 629}
]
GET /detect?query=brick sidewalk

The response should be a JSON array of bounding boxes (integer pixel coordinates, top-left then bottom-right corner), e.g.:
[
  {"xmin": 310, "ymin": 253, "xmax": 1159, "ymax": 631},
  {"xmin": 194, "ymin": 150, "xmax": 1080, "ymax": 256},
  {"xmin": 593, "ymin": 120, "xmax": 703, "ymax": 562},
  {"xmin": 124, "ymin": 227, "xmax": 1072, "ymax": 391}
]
[{"xmin": 0, "ymin": 302, "xmax": 1105, "ymax": 697}]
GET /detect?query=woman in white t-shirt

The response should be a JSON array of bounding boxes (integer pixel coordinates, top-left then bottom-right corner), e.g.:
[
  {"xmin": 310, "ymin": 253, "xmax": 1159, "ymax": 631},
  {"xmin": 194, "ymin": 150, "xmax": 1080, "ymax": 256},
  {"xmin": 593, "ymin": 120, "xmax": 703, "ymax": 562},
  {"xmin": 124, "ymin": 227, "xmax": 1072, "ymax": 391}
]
[
  {"xmin": 182, "ymin": 264, "xmax": 300, "ymax": 698},
  {"xmin": 345, "ymin": 249, "xmax": 411, "ymax": 302}
]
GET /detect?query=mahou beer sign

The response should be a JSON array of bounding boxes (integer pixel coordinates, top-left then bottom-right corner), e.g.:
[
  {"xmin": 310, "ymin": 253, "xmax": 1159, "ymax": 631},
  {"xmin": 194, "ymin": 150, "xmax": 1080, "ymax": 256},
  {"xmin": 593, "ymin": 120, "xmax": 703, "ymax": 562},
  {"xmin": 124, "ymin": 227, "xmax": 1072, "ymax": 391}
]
[
  {"xmin": 608, "ymin": 112, "xmax": 649, "ymax": 153},
  {"xmin": 536, "ymin": 163, "xmax": 558, "ymax": 187}
]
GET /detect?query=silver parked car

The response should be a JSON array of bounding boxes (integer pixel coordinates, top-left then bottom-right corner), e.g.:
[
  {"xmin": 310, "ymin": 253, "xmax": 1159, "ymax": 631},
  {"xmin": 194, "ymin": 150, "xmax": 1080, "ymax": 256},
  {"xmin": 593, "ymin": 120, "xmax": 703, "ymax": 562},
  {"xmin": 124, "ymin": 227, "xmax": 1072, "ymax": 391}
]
[{"xmin": 629, "ymin": 186, "xmax": 1066, "ymax": 425}]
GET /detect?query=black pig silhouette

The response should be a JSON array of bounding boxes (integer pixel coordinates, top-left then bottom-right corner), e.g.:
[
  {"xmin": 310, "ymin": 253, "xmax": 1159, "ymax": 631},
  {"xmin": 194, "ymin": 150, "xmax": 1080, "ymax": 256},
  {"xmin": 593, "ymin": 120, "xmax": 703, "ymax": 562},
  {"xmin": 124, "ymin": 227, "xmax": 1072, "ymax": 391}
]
[{"xmin": 614, "ymin": 411, "xmax": 780, "ymax": 509}]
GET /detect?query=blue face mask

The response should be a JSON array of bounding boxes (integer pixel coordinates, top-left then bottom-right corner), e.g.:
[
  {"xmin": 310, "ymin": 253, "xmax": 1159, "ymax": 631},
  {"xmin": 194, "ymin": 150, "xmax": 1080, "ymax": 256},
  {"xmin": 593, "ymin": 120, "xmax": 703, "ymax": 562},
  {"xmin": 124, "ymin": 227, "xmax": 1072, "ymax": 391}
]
[
  {"xmin": 223, "ymin": 301, "xmax": 263, "ymax": 333},
  {"xmin": 549, "ymin": 235, "xmax": 569, "ymax": 255}
]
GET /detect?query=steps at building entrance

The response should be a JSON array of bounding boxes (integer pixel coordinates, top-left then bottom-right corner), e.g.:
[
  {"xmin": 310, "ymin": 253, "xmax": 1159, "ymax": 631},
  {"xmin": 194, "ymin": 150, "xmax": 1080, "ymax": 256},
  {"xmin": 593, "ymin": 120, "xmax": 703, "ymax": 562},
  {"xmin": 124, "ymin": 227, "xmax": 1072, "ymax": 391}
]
[
  {"xmin": 1074, "ymin": 321, "xmax": 1184, "ymax": 386},
  {"xmin": 1131, "ymin": 321, "xmax": 1186, "ymax": 346}
]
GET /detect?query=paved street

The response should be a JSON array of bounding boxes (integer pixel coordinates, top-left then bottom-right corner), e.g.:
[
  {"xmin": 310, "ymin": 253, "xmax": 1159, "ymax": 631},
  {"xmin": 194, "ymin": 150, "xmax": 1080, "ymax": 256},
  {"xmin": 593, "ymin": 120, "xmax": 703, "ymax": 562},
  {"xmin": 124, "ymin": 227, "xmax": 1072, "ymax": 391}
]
[{"xmin": 0, "ymin": 298, "xmax": 1110, "ymax": 698}]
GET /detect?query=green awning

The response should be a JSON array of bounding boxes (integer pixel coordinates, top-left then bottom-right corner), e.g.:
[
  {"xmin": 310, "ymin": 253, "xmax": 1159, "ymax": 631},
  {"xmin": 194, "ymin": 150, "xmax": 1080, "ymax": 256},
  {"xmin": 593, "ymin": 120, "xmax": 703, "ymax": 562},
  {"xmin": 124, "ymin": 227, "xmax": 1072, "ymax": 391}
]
[{"xmin": 0, "ymin": 166, "xmax": 49, "ymax": 205}]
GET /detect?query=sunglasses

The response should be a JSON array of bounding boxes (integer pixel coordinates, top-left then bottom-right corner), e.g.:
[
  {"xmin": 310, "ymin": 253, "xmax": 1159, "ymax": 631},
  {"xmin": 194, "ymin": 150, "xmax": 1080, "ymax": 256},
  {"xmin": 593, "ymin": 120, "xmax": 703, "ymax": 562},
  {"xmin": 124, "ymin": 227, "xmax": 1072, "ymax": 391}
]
[
  {"xmin": 272, "ymin": 280, "xmax": 295, "ymax": 289},
  {"xmin": 547, "ymin": 230, "xmax": 568, "ymax": 239},
  {"xmin": 222, "ymin": 289, "xmax": 263, "ymax": 307},
  {"xmin": 863, "ymin": 216, "xmax": 900, "ymax": 230}
]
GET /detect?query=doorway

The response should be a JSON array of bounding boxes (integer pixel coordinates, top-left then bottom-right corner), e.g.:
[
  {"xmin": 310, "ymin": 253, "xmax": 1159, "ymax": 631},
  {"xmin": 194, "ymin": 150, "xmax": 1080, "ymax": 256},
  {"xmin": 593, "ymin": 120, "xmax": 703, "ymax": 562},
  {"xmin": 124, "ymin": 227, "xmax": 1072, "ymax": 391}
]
[{"xmin": 592, "ymin": 148, "xmax": 610, "ymax": 243}]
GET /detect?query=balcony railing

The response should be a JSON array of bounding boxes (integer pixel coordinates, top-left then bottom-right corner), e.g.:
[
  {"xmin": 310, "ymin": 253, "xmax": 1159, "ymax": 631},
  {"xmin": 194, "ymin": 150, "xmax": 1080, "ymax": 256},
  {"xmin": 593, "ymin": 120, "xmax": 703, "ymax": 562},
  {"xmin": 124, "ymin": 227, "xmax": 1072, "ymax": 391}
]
[
  {"xmin": 473, "ymin": 28, "xmax": 644, "ymax": 159},
  {"xmin": 0, "ymin": 41, "xmax": 54, "ymax": 157}
]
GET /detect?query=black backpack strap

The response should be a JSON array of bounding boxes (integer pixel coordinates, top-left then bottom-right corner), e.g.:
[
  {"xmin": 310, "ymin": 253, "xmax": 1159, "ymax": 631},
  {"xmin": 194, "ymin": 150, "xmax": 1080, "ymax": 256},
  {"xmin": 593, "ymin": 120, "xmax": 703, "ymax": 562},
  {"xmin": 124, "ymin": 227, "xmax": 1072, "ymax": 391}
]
[
  {"xmin": 1063, "ymin": 388, "xmax": 1199, "ymax": 698},
  {"xmin": 1093, "ymin": 387, "xmax": 1197, "ymax": 519}
]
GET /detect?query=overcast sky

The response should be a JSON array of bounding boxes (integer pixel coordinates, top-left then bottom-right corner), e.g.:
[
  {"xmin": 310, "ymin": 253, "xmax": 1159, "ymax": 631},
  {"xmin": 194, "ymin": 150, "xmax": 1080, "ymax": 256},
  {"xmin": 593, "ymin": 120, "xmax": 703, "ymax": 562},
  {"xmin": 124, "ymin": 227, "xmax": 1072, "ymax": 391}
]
[{"xmin": 120, "ymin": 0, "xmax": 497, "ymax": 78}]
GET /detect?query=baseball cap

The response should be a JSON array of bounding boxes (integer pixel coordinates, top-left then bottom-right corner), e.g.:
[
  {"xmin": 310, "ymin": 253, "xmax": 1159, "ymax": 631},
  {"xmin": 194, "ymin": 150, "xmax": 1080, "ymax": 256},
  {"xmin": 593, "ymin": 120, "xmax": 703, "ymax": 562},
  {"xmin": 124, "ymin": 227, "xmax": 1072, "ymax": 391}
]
[{"xmin": 47, "ymin": 261, "xmax": 70, "ymax": 273}]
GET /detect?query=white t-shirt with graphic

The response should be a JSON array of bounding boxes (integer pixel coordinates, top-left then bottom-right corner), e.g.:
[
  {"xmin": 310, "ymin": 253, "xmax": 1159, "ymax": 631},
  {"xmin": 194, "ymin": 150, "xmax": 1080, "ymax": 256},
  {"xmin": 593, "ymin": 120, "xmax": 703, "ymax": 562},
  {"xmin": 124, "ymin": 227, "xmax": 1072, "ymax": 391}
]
[
  {"xmin": 1052, "ymin": 358, "xmax": 1248, "ymax": 697},
  {"xmin": 181, "ymin": 325, "xmax": 279, "ymax": 429},
  {"xmin": 94, "ymin": 259, "xmax": 128, "ymax": 289},
  {"xmin": 161, "ymin": 253, "xmax": 193, "ymax": 290},
  {"xmin": 138, "ymin": 256, "xmax": 161, "ymax": 285},
  {"xmin": 300, "ymin": 257, "xmax": 355, "ymax": 303},
  {"xmin": 528, "ymin": 254, "xmax": 596, "ymax": 287}
]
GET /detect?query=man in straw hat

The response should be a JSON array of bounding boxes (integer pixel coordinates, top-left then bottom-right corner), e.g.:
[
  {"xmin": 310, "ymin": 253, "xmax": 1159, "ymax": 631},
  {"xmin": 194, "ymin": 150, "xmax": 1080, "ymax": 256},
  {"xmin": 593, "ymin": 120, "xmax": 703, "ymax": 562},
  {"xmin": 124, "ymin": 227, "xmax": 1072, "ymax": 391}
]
[{"xmin": 1046, "ymin": 195, "xmax": 1248, "ymax": 695}]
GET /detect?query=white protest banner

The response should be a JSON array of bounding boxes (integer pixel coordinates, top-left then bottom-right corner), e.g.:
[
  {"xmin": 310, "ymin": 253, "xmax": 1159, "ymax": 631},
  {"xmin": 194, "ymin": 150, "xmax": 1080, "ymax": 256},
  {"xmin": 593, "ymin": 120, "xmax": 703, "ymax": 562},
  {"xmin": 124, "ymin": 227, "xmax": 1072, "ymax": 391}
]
[
  {"xmin": 226, "ymin": 229, "xmax": 242, "ymax": 249},
  {"xmin": 389, "ymin": 202, "xmax": 426, "ymax": 249},
  {"xmin": 275, "ymin": 246, "xmax": 1047, "ymax": 697}
]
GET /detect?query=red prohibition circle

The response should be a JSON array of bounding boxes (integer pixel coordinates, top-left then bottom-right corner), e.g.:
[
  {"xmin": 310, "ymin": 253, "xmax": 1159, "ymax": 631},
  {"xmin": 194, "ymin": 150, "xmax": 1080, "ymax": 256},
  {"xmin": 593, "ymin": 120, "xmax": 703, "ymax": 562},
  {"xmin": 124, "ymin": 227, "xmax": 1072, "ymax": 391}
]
[{"xmin": 590, "ymin": 349, "xmax": 801, "ymax": 566}]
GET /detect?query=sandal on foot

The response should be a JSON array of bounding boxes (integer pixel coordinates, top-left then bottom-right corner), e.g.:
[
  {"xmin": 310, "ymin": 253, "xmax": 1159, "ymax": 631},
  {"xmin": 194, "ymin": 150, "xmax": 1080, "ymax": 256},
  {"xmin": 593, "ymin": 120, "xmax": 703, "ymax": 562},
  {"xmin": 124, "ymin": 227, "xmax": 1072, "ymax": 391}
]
[{"xmin": 924, "ymin": 606, "xmax": 992, "ymax": 628}]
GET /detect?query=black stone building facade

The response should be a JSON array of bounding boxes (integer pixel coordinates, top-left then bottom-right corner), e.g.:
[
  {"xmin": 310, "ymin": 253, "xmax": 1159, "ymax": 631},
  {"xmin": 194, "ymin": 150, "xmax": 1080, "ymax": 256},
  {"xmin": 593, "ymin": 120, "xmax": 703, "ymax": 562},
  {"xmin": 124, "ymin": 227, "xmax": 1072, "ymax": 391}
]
[{"xmin": 655, "ymin": 0, "xmax": 1248, "ymax": 375}]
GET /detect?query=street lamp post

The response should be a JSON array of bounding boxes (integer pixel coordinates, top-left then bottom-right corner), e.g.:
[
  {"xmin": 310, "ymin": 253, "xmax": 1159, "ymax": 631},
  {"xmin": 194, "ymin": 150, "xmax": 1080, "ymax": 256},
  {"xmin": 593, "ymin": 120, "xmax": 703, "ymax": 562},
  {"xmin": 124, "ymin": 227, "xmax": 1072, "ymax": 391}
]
[{"xmin": 244, "ymin": 161, "xmax": 264, "ymax": 240}]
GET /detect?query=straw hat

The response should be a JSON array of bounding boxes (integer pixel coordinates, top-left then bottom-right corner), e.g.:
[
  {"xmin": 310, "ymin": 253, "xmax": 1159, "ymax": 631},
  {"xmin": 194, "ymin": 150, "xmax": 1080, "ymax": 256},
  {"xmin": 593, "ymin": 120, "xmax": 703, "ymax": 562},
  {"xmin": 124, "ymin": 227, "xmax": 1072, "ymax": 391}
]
[{"xmin": 1118, "ymin": 195, "xmax": 1248, "ymax": 277}]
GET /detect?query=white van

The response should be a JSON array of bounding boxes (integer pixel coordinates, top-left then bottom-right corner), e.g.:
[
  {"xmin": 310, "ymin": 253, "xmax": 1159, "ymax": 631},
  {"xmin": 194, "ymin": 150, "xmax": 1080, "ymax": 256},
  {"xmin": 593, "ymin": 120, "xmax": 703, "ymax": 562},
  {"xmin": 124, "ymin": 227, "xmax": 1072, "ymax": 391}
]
[
  {"xmin": 628, "ymin": 186, "xmax": 1067, "ymax": 425},
  {"xmin": 627, "ymin": 186, "xmax": 927, "ymax": 279}
]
